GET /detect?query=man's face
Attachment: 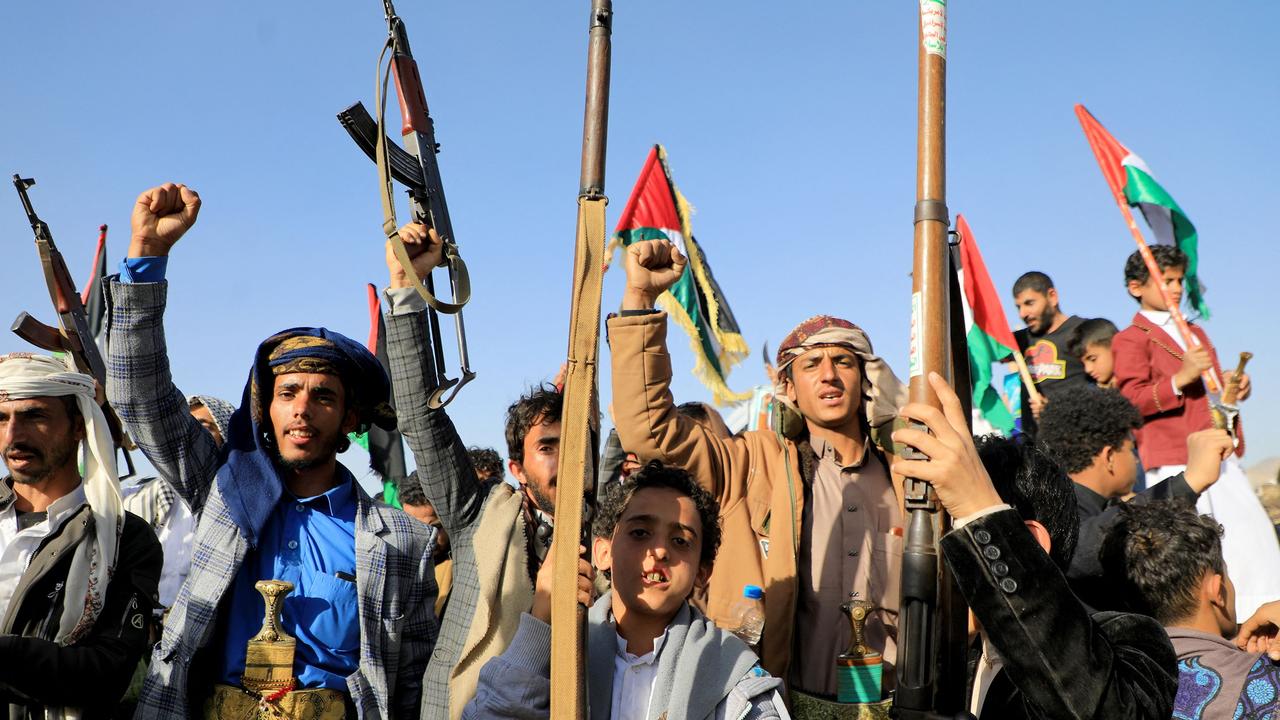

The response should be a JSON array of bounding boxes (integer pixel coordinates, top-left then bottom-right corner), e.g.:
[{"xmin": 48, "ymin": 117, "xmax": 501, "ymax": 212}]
[
  {"xmin": 1082, "ymin": 343, "xmax": 1116, "ymax": 386},
  {"xmin": 402, "ymin": 500, "xmax": 450, "ymax": 557},
  {"xmin": 784, "ymin": 346, "xmax": 863, "ymax": 432},
  {"xmin": 268, "ymin": 373, "xmax": 357, "ymax": 470},
  {"xmin": 509, "ymin": 415, "xmax": 560, "ymax": 514},
  {"xmin": 1128, "ymin": 266, "xmax": 1184, "ymax": 312},
  {"xmin": 190, "ymin": 404, "xmax": 225, "ymax": 447},
  {"xmin": 0, "ymin": 396, "xmax": 83, "ymax": 485},
  {"xmin": 1014, "ymin": 289, "xmax": 1059, "ymax": 335},
  {"xmin": 594, "ymin": 486, "xmax": 709, "ymax": 623},
  {"xmin": 1106, "ymin": 436, "xmax": 1141, "ymax": 498}
]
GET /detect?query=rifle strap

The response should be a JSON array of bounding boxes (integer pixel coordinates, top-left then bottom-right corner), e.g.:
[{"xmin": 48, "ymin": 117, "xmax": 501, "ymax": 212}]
[
  {"xmin": 549, "ymin": 196, "xmax": 608, "ymax": 719},
  {"xmin": 375, "ymin": 39, "xmax": 471, "ymax": 315}
]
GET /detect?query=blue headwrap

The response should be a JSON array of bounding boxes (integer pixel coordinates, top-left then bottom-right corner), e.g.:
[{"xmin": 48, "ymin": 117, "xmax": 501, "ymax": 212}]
[{"xmin": 216, "ymin": 327, "xmax": 396, "ymax": 546}]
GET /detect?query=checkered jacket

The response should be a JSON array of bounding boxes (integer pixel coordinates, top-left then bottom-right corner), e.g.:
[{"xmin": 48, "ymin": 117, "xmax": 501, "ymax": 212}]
[
  {"xmin": 104, "ymin": 278, "xmax": 438, "ymax": 720},
  {"xmin": 383, "ymin": 303, "xmax": 534, "ymax": 719}
]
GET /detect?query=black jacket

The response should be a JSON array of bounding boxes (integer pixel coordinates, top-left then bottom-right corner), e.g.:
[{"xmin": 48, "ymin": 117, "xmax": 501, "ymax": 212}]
[
  {"xmin": 0, "ymin": 483, "xmax": 162, "ymax": 719},
  {"xmin": 943, "ymin": 509, "xmax": 1177, "ymax": 720}
]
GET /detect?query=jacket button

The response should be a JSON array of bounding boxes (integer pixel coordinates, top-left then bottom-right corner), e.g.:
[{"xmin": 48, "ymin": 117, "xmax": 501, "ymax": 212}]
[
  {"xmin": 848, "ymin": 549, "xmax": 859, "ymax": 558},
  {"xmin": 973, "ymin": 529, "xmax": 992, "ymax": 544},
  {"xmin": 847, "ymin": 505, "xmax": 858, "ymax": 513},
  {"xmin": 991, "ymin": 561, "xmax": 1009, "ymax": 577},
  {"xmin": 982, "ymin": 545, "xmax": 1001, "ymax": 560},
  {"xmin": 1000, "ymin": 578, "xmax": 1018, "ymax": 593}
]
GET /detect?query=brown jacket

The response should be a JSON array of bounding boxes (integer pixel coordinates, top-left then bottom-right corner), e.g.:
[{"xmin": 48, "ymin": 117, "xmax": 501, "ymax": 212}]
[{"xmin": 608, "ymin": 311, "xmax": 904, "ymax": 683}]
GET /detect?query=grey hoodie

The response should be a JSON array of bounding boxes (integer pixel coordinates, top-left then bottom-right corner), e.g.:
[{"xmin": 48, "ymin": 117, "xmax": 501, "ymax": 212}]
[{"xmin": 463, "ymin": 591, "xmax": 787, "ymax": 720}]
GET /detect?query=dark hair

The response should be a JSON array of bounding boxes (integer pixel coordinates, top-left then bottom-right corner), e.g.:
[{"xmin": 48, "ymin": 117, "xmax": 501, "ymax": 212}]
[
  {"xmin": 1099, "ymin": 500, "xmax": 1223, "ymax": 624},
  {"xmin": 504, "ymin": 384, "xmax": 563, "ymax": 465},
  {"xmin": 592, "ymin": 460, "xmax": 721, "ymax": 568},
  {"xmin": 1037, "ymin": 387, "xmax": 1141, "ymax": 474},
  {"xmin": 1012, "ymin": 271, "xmax": 1054, "ymax": 297},
  {"xmin": 975, "ymin": 435, "xmax": 1078, "ymax": 570},
  {"xmin": 1066, "ymin": 318, "xmax": 1119, "ymax": 358},
  {"xmin": 675, "ymin": 402, "xmax": 709, "ymax": 423},
  {"xmin": 467, "ymin": 446, "xmax": 504, "ymax": 480},
  {"xmin": 1124, "ymin": 245, "xmax": 1187, "ymax": 291},
  {"xmin": 396, "ymin": 471, "xmax": 429, "ymax": 507}
]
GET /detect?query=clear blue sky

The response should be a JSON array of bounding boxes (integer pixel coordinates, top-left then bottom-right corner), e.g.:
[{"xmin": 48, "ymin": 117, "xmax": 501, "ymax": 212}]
[{"xmin": 3, "ymin": 2, "xmax": 1277, "ymax": 489}]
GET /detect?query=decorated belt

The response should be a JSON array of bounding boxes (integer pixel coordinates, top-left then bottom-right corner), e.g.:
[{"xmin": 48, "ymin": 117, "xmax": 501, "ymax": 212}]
[
  {"xmin": 789, "ymin": 689, "xmax": 893, "ymax": 720},
  {"xmin": 204, "ymin": 684, "xmax": 349, "ymax": 720}
]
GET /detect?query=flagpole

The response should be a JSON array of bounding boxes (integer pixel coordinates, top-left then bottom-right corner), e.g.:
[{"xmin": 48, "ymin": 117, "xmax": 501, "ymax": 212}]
[
  {"xmin": 1011, "ymin": 351, "xmax": 1042, "ymax": 405},
  {"xmin": 1074, "ymin": 105, "xmax": 1222, "ymax": 394},
  {"xmin": 550, "ymin": 1, "xmax": 613, "ymax": 717}
]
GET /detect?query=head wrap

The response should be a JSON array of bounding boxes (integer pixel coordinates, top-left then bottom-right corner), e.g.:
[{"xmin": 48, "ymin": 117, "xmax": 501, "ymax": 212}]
[
  {"xmin": 218, "ymin": 327, "xmax": 394, "ymax": 546},
  {"xmin": 0, "ymin": 353, "xmax": 123, "ymax": 646},
  {"xmin": 773, "ymin": 316, "xmax": 907, "ymax": 443},
  {"xmin": 187, "ymin": 394, "xmax": 235, "ymax": 440}
]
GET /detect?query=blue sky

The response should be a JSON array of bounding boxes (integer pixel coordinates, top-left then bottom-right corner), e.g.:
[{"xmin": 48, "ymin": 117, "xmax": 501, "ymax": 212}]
[{"xmin": 3, "ymin": 2, "xmax": 1277, "ymax": 490}]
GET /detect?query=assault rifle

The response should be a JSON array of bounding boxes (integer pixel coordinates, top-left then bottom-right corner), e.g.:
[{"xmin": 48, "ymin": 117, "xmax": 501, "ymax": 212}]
[
  {"xmin": 337, "ymin": 0, "xmax": 474, "ymax": 408},
  {"xmin": 11, "ymin": 175, "xmax": 136, "ymax": 477}
]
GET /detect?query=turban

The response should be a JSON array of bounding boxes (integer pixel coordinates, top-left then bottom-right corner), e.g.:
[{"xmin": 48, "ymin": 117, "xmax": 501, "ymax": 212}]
[
  {"xmin": 219, "ymin": 327, "xmax": 394, "ymax": 546},
  {"xmin": 0, "ymin": 353, "xmax": 123, "ymax": 646},
  {"xmin": 773, "ymin": 315, "xmax": 907, "ymax": 440}
]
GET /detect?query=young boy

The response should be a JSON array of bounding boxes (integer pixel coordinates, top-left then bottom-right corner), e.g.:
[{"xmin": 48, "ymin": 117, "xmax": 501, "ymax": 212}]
[
  {"xmin": 463, "ymin": 461, "xmax": 787, "ymax": 719},
  {"xmin": 1112, "ymin": 245, "xmax": 1279, "ymax": 618},
  {"xmin": 1066, "ymin": 318, "xmax": 1119, "ymax": 388}
]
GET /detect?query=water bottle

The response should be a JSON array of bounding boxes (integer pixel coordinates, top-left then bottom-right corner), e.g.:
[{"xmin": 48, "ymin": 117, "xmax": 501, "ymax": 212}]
[{"xmin": 728, "ymin": 584, "xmax": 765, "ymax": 646}]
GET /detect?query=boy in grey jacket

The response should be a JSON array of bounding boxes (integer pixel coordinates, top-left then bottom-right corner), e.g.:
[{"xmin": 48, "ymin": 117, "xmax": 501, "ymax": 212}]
[{"xmin": 463, "ymin": 461, "xmax": 787, "ymax": 719}]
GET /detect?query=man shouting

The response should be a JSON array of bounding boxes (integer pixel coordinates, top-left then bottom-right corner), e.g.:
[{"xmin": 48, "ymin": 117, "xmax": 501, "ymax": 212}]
[{"xmin": 608, "ymin": 238, "xmax": 907, "ymax": 706}]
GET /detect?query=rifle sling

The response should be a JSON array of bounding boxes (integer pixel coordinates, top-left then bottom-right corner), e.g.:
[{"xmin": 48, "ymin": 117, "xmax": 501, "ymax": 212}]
[{"xmin": 549, "ymin": 196, "xmax": 608, "ymax": 719}]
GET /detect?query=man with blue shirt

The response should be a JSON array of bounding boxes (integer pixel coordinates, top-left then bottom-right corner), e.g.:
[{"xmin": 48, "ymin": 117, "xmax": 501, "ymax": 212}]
[{"xmin": 106, "ymin": 183, "xmax": 439, "ymax": 719}]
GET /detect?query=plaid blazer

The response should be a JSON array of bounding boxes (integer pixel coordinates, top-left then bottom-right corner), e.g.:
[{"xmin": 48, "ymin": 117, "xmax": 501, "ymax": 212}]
[
  {"xmin": 383, "ymin": 299, "xmax": 535, "ymax": 719},
  {"xmin": 105, "ymin": 278, "xmax": 438, "ymax": 720}
]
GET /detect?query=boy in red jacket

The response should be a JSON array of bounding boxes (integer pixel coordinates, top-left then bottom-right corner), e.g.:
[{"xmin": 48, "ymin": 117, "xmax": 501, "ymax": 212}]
[{"xmin": 1112, "ymin": 244, "xmax": 1277, "ymax": 618}]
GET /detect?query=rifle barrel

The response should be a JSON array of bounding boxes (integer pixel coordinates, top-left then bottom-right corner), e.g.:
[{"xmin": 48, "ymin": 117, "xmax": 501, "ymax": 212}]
[{"xmin": 578, "ymin": 0, "xmax": 612, "ymax": 198}]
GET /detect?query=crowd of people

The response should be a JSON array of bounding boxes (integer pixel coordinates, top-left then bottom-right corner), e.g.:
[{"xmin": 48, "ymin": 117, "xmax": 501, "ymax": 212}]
[{"xmin": 0, "ymin": 181, "xmax": 1276, "ymax": 720}]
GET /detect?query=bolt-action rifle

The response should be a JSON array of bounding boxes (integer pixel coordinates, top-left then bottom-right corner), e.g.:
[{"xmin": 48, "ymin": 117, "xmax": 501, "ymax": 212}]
[
  {"xmin": 11, "ymin": 175, "xmax": 136, "ymax": 477},
  {"xmin": 337, "ymin": 0, "xmax": 474, "ymax": 408}
]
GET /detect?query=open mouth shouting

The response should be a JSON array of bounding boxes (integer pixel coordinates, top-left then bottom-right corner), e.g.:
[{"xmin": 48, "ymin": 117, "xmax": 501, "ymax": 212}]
[
  {"xmin": 640, "ymin": 565, "xmax": 670, "ymax": 588},
  {"xmin": 283, "ymin": 424, "xmax": 320, "ymax": 448}
]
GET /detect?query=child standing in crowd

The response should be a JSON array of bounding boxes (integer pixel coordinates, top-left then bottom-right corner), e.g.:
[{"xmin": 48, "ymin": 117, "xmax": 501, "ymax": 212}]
[
  {"xmin": 463, "ymin": 461, "xmax": 787, "ymax": 719},
  {"xmin": 1112, "ymin": 245, "xmax": 1280, "ymax": 619},
  {"xmin": 1067, "ymin": 318, "xmax": 1119, "ymax": 388}
]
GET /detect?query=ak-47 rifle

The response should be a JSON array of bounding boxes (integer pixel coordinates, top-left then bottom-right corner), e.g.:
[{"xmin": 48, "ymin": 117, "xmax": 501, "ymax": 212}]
[
  {"xmin": 11, "ymin": 175, "xmax": 136, "ymax": 477},
  {"xmin": 550, "ymin": 1, "xmax": 613, "ymax": 718},
  {"xmin": 337, "ymin": 0, "xmax": 474, "ymax": 409},
  {"xmin": 892, "ymin": 2, "xmax": 973, "ymax": 718}
]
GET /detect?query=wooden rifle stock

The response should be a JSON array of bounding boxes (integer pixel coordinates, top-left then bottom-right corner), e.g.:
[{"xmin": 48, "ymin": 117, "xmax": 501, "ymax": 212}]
[{"xmin": 550, "ymin": 2, "xmax": 613, "ymax": 718}]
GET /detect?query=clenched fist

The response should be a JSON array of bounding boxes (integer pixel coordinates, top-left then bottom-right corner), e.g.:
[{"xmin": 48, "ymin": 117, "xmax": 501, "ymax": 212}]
[
  {"xmin": 128, "ymin": 183, "xmax": 201, "ymax": 258},
  {"xmin": 621, "ymin": 238, "xmax": 687, "ymax": 311},
  {"xmin": 387, "ymin": 222, "xmax": 445, "ymax": 289},
  {"xmin": 1174, "ymin": 345, "xmax": 1214, "ymax": 390}
]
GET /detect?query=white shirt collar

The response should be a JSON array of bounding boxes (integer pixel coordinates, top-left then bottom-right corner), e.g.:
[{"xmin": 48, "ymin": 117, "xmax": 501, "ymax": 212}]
[{"xmin": 1140, "ymin": 309, "xmax": 1174, "ymax": 326}]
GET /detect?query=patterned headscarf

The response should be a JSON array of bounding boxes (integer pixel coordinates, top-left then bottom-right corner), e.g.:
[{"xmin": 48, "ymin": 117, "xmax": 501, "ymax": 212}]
[
  {"xmin": 0, "ymin": 353, "xmax": 123, "ymax": 647},
  {"xmin": 773, "ymin": 315, "xmax": 907, "ymax": 438},
  {"xmin": 187, "ymin": 394, "xmax": 235, "ymax": 440},
  {"xmin": 218, "ymin": 327, "xmax": 394, "ymax": 546}
]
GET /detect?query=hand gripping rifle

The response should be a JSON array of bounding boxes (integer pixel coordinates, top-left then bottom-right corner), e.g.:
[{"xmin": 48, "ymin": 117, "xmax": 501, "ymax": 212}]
[
  {"xmin": 337, "ymin": 0, "xmax": 474, "ymax": 408},
  {"xmin": 892, "ymin": 3, "xmax": 973, "ymax": 718},
  {"xmin": 11, "ymin": 175, "xmax": 136, "ymax": 477}
]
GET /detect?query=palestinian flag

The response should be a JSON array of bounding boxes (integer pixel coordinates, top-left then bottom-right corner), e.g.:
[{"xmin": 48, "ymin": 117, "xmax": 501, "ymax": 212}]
[
  {"xmin": 612, "ymin": 145, "xmax": 750, "ymax": 404},
  {"xmin": 955, "ymin": 215, "xmax": 1018, "ymax": 435},
  {"xmin": 1075, "ymin": 104, "xmax": 1209, "ymax": 317},
  {"xmin": 350, "ymin": 283, "xmax": 408, "ymax": 508}
]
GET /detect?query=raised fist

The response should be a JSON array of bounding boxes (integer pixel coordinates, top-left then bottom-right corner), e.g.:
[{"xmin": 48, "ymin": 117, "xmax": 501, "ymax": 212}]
[
  {"xmin": 387, "ymin": 222, "xmax": 445, "ymax": 289},
  {"xmin": 1184, "ymin": 428, "xmax": 1233, "ymax": 492},
  {"xmin": 129, "ymin": 183, "xmax": 201, "ymax": 258},
  {"xmin": 621, "ymin": 239, "xmax": 687, "ymax": 310}
]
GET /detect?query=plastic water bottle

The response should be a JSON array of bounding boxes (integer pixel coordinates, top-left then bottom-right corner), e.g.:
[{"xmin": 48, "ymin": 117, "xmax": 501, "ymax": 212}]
[{"xmin": 728, "ymin": 584, "xmax": 765, "ymax": 646}]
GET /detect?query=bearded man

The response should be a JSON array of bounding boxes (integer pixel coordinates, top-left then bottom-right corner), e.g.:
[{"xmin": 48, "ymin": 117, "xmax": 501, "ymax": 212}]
[
  {"xmin": 106, "ymin": 183, "xmax": 438, "ymax": 719},
  {"xmin": 0, "ymin": 354, "xmax": 163, "ymax": 718},
  {"xmin": 608, "ymin": 238, "xmax": 908, "ymax": 706},
  {"xmin": 1010, "ymin": 271, "xmax": 1089, "ymax": 432}
]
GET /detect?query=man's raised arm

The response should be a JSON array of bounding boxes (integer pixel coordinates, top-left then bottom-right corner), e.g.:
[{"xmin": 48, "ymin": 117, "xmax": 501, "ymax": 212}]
[
  {"xmin": 381, "ymin": 221, "xmax": 486, "ymax": 535},
  {"xmin": 106, "ymin": 183, "xmax": 221, "ymax": 512},
  {"xmin": 607, "ymin": 238, "xmax": 749, "ymax": 505}
]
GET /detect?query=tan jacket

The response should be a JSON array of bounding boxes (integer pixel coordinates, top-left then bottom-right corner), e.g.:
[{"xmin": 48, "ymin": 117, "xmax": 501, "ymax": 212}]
[{"xmin": 609, "ymin": 311, "xmax": 903, "ymax": 683}]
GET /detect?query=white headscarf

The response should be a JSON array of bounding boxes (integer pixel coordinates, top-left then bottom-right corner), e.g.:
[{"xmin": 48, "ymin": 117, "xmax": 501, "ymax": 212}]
[{"xmin": 0, "ymin": 353, "xmax": 123, "ymax": 645}]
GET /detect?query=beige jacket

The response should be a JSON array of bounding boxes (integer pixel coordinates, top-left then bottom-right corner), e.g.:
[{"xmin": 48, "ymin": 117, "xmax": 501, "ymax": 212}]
[{"xmin": 609, "ymin": 311, "xmax": 904, "ymax": 683}]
